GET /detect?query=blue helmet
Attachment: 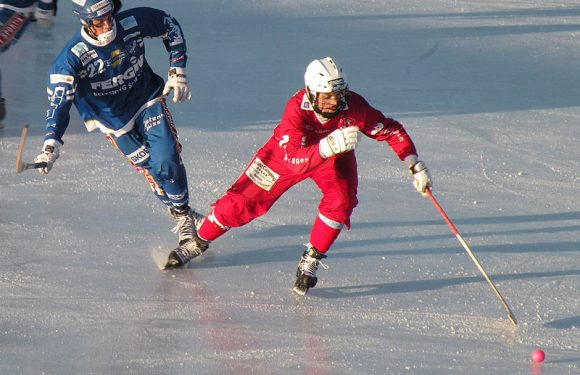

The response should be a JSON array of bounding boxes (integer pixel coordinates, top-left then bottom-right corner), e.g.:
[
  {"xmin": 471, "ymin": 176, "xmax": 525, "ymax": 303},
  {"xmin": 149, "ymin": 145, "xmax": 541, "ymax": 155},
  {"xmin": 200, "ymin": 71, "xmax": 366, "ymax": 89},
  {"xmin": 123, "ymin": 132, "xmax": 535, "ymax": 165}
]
[{"xmin": 72, "ymin": 0, "xmax": 114, "ymax": 25}]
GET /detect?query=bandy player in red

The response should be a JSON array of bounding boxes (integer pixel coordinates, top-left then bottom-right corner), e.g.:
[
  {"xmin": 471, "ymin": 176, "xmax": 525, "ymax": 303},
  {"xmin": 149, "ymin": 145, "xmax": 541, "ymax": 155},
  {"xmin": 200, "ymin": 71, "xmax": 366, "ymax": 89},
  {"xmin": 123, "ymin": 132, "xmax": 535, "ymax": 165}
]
[{"xmin": 166, "ymin": 57, "xmax": 433, "ymax": 295}]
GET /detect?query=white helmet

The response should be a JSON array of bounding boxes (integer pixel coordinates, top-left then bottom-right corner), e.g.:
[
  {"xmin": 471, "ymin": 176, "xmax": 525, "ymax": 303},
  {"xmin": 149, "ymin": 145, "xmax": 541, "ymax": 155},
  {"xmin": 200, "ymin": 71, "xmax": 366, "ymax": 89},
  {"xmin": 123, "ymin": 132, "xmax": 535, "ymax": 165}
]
[
  {"xmin": 304, "ymin": 57, "xmax": 348, "ymax": 118},
  {"xmin": 304, "ymin": 57, "xmax": 347, "ymax": 93}
]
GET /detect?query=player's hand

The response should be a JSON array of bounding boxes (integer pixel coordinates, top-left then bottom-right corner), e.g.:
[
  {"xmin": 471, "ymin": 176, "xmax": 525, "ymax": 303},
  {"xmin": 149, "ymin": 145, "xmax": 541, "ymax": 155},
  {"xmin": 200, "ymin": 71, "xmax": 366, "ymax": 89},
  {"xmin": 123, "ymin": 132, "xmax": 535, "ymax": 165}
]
[
  {"xmin": 34, "ymin": 141, "xmax": 60, "ymax": 174},
  {"xmin": 34, "ymin": 8, "xmax": 54, "ymax": 28},
  {"xmin": 162, "ymin": 67, "xmax": 192, "ymax": 103},
  {"xmin": 319, "ymin": 126, "xmax": 360, "ymax": 159},
  {"xmin": 409, "ymin": 161, "xmax": 432, "ymax": 197}
]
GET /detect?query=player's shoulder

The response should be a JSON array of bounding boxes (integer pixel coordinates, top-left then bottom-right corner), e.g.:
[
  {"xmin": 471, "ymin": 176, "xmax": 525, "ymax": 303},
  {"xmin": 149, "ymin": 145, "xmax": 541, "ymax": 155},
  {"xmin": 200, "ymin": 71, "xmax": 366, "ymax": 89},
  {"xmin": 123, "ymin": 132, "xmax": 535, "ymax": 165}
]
[
  {"xmin": 114, "ymin": 7, "xmax": 167, "ymax": 30},
  {"xmin": 52, "ymin": 31, "xmax": 90, "ymax": 72},
  {"xmin": 58, "ymin": 31, "xmax": 85, "ymax": 60},
  {"xmin": 290, "ymin": 88, "xmax": 306, "ymax": 102},
  {"xmin": 288, "ymin": 89, "xmax": 311, "ymax": 112},
  {"xmin": 345, "ymin": 90, "xmax": 369, "ymax": 106},
  {"xmin": 116, "ymin": 6, "xmax": 166, "ymax": 20}
]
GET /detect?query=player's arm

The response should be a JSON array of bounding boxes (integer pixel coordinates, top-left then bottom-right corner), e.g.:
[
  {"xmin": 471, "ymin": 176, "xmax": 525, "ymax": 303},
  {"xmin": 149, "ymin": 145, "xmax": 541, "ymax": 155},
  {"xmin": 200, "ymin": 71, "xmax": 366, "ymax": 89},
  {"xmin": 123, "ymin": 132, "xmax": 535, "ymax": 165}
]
[
  {"xmin": 34, "ymin": 58, "xmax": 78, "ymax": 174},
  {"xmin": 129, "ymin": 7, "xmax": 190, "ymax": 102},
  {"xmin": 361, "ymin": 106, "xmax": 432, "ymax": 196}
]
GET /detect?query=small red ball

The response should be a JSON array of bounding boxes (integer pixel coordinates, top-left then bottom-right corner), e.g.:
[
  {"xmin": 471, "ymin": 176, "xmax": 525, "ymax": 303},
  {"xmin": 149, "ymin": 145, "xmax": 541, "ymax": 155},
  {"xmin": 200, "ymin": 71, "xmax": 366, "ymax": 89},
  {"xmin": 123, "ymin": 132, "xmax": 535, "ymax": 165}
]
[{"xmin": 531, "ymin": 349, "xmax": 545, "ymax": 363}]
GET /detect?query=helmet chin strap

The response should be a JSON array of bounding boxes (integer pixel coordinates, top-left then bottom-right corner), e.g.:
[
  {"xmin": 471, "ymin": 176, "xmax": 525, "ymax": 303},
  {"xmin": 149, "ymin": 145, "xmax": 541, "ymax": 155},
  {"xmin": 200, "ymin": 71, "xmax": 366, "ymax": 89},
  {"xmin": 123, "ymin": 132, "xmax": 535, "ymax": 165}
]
[
  {"xmin": 97, "ymin": 25, "xmax": 116, "ymax": 44},
  {"xmin": 82, "ymin": 21, "xmax": 117, "ymax": 46}
]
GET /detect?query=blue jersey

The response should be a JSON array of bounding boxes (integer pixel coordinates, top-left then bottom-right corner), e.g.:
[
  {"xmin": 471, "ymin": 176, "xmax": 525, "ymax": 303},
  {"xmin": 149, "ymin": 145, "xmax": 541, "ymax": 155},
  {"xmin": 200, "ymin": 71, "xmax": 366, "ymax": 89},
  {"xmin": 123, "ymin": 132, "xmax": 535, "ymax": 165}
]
[{"xmin": 45, "ymin": 7, "xmax": 187, "ymax": 144}]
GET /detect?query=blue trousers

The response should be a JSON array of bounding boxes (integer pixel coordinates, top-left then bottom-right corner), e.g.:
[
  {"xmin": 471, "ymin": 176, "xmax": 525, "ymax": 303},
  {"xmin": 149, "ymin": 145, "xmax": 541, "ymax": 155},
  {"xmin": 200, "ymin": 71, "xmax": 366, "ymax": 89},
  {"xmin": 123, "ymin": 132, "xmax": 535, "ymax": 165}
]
[{"xmin": 106, "ymin": 99, "xmax": 190, "ymax": 210}]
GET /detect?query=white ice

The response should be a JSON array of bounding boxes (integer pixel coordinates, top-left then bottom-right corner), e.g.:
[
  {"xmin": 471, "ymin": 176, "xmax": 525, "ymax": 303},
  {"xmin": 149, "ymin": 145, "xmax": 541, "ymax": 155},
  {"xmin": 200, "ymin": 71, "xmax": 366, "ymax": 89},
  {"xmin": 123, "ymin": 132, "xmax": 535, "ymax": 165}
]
[{"xmin": 0, "ymin": 1, "xmax": 579, "ymax": 374}]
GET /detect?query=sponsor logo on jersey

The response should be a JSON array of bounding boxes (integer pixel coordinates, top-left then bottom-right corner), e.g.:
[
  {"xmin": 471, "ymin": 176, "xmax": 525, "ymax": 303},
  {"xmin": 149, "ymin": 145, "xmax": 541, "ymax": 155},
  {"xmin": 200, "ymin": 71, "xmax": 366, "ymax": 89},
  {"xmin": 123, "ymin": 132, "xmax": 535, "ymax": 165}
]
[
  {"xmin": 300, "ymin": 95, "xmax": 313, "ymax": 110},
  {"xmin": 70, "ymin": 42, "xmax": 90, "ymax": 58},
  {"xmin": 72, "ymin": 0, "xmax": 86, "ymax": 6},
  {"xmin": 371, "ymin": 123, "xmax": 384, "ymax": 136},
  {"xmin": 127, "ymin": 146, "xmax": 150, "ymax": 164},
  {"xmin": 71, "ymin": 42, "xmax": 99, "ymax": 66},
  {"xmin": 109, "ymin": 49, "xmax": 126, "ymax": 68},
  {"xmin": 80, "ymin": 50, "xmax": 98, "ymax": 66},
  {"xmin": 287, "ymin": 156, "xmax": 310, "ymax": 165},
  {"xmin": 90, "ymin": 54, "xmax": 144, "ymax": 91},
  {"xmin": 246, "ymin": 157, "xmax": 279, "ymax": 191},
  {"xmin": 371, "ymin": 122, "xmax": 404, "ymax": 141},
  {"xmin": 144, "ymin": 114, "xmax": 164, "ymax": 132},
  {"xmin": 278, "ymin": 135, "xmax": 289, "ymax": 148},
  {"xmin": 49, "ymin": 74, "xmax": 75, "ymax": 85}
]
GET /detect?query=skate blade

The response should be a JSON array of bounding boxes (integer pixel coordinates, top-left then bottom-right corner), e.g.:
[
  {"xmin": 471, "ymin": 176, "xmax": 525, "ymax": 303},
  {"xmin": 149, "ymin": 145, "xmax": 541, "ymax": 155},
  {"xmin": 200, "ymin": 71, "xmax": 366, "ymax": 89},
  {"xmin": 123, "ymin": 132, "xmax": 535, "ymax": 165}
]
[
  {"xmin": 163, "ymin": 259, "xmax": 181, "ymax": 269},
  {"xmin": 292, "ymin": 286, "xmax": 308, "ymax": 296},
  {"xmin": 150, "ymin": 247, "xmax": 181, "ymax": 270}
]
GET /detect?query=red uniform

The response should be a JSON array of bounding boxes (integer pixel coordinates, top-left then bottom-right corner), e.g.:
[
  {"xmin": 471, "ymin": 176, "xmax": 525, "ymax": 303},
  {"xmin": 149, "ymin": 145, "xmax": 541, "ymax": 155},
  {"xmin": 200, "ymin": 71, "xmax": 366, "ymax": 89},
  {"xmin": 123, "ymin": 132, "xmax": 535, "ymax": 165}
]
[{"xmin": 198, "ymin": 89, "xmax": 417, "ymax": 252}]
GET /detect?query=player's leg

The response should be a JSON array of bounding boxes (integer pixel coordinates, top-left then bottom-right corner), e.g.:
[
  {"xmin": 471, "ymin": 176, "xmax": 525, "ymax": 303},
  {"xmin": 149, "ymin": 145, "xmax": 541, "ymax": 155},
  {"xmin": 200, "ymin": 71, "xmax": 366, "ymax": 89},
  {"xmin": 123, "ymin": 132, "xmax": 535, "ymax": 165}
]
[
  {"xmin": 138, "ymin": 100, "xmax": 208, "ymax": 266},
  {"xmin": 293, "ymin": 153, "xmax": 359, "ymax": 295},
  {"xmin": 138, "ymin": 100, "xmax": 190, "ymax": 210},
  {"xmin": 105, "ymin": 106, "xmax": 204, "ymax": 267},
  {"xmin": 197, "ymin": 142, "xmax": 302, "ymax": 243}
]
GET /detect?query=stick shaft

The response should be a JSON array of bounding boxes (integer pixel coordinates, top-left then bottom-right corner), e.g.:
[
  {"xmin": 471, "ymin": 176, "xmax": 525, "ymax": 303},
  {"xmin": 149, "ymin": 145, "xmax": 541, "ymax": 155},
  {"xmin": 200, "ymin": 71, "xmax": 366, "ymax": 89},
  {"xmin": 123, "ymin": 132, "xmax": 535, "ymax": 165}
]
[
  {"xmin": 15, "ymin": 124, "xmax": 48, "ymax": 173},
  {"xmin": 426, "ymin": 189, "xmax": 517, "ymax": 325},
  {"xmin": 16, "ymin": 125, "xmax": 29, "ymax": 173}
]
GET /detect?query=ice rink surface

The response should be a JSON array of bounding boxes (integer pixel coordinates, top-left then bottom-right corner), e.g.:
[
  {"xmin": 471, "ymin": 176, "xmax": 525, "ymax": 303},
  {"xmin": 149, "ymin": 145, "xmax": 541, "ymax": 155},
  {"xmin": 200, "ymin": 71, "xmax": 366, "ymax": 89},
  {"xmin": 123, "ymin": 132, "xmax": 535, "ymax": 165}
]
[{"xmin": 1, "ymin": 1, "xmax": 579, "ymax": 374}]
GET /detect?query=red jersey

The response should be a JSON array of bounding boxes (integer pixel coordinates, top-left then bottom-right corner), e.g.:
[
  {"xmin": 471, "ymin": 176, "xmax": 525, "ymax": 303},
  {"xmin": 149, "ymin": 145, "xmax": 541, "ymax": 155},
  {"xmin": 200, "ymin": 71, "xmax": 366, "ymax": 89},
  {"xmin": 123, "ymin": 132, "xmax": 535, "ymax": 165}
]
[{"xmin": 272, "ymin": 89, "xmax": 417, "ymax": 174}]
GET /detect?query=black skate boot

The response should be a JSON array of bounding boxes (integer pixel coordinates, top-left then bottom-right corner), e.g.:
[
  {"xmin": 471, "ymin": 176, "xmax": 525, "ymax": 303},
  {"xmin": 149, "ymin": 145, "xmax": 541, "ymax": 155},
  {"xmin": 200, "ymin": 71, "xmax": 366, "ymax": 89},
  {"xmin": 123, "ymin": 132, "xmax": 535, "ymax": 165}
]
[
  {"xmin": 293, "ymin": 245, "xmax": 327, "ymax": 295},
  {"xmin": 165, "ymin": 206, "xmax": 209, "ymax": 268},
  {"xmin": 0, "ymin": 98, "xmax": 5, "ymax": 121}
]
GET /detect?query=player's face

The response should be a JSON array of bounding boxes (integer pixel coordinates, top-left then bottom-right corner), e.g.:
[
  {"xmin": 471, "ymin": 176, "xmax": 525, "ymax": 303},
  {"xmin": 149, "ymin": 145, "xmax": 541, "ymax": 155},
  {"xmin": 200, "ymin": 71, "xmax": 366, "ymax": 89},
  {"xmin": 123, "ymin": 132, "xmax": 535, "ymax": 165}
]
[
  {"xmin": 89, "ymin": 13, "xmax": 113, "ymax": 36},
  {"xmin": 316, "ymin": 91, "xmax": 343, "ymax": 113}
]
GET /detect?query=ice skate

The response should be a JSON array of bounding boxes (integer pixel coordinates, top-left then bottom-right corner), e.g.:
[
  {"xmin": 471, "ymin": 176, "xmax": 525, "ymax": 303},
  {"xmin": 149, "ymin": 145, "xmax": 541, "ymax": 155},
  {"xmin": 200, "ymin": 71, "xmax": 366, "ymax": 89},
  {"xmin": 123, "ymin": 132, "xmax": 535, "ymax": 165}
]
[
  {"xmin": 293, "ymin": 245, "xmax": 327, "ymax": 295},
  {"xmin": 165, "ymin": 235, "xmax": 208, "ymax": 268},
  {"xmin": 165, "ymin": 206, "xmax": 209, "ymax": 268}
]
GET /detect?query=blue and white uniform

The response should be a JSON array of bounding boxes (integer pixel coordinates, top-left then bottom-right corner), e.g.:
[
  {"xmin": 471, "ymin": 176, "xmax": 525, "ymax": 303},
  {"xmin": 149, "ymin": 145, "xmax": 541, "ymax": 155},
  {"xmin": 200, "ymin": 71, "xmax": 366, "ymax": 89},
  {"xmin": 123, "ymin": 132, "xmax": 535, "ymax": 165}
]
[
  {"xmin": 0, "ymin": 0, "xmax": 55, "ymax": 97},
  {"xmin": 45, "ymin": 7, "xmax": 191, "ymax": 209}
]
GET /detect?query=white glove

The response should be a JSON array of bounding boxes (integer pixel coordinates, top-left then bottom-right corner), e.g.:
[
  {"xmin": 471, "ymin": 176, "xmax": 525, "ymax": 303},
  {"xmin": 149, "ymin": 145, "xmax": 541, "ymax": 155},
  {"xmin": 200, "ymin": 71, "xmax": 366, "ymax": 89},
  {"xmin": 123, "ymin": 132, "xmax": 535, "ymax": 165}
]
[
  {"xmin": 162, "ymin": 67, "xmax": 192, "ymax": 103},
  {"xmin": 34, "ymin": 7, "xmax": 54, "ymax": 28},
  {"xmin": 319, "ymin": 126, "xmax": 360, "ymax": 159},
  {"xmin": 34, "ymin": 140, "xmax": 60, "ymax": 174},
  {"xmin": 409, "ymin": 161, "xmax": 432, "ymax": 197}
]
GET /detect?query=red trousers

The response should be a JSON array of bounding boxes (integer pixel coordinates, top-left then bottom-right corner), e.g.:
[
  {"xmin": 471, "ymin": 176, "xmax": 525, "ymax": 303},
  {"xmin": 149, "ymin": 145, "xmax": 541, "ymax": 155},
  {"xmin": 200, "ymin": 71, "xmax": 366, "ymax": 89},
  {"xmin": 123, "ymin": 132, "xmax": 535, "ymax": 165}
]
[{"xmin": 199, "ymin": 137, "xmax": 359, "ymax": 252}]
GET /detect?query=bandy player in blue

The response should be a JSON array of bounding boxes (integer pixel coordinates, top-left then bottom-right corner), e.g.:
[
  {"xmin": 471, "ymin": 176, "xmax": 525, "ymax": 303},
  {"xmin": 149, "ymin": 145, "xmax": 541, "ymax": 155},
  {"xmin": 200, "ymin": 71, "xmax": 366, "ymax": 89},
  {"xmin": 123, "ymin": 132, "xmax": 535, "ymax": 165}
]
[{"xmin": 34, "ymin": 0, "xmax": 208, "ymax": 263}]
